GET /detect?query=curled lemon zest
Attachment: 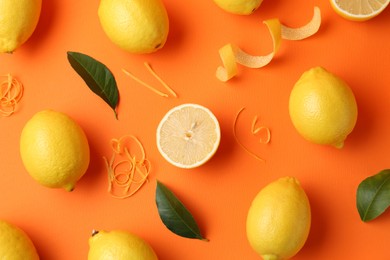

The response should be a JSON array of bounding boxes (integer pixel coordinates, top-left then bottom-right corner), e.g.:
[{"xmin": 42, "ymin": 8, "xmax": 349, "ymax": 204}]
[
  {"xmin": 233, "ymin": 107, "xmax": 266, "ymax": 162},
  {"xmin": 103, "ymin": 135, "xmax": 151, "ymax": 199},
  {"xmin": 216, "ymin": 6, "xmax": 321, "ymax": 82},
  {"xmin": 251, "ymin": 115, "xmax": 271, "ymax": 144},
  {"xmin": 0, "ymin": 74, "xmax": 24, "ymax": 117}
]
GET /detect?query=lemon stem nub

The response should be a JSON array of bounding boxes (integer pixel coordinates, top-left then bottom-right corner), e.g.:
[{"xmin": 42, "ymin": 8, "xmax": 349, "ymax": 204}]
[{"xmin": 262, "ymin": 254, "xmax": 279, "ymax": 260}]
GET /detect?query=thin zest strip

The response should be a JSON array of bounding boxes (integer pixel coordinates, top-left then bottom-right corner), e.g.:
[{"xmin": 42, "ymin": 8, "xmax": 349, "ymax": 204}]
[
  {"xmin": 233, "ymin": 107, "xmax": 265, "ymax": 162},
  {"xmin": 143, "ymin": 62, "xmax": 178, "ymax": 97},
  {"xmin": 122, "ymin": 68, "xmax": 168, "ymax": 97},
  {"xmin": 251, "ymin": 115, "xmax": 271, "ymax": 144},
  {"xmin": 123, "ymin": 63, "xmax": 178, "ymax": 98},
  {"xmin": 216, "ymin": 6, "xmax": 321, "ymax": 82},
  {"xmin": 0, "ymin": 74, "xmax": 24, "ymax": 117},
  {"xmin": 103, "ymin": 135, "xmax": 151, "ymax": 199}
]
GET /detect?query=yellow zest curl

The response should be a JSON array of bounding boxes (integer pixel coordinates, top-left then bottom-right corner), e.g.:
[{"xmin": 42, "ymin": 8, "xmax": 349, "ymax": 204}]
[
  {"xmin": 103, "ymin": 135, "xmax": 151, "ymax": 199},
  {"xmin": 216, "ymin": 6, "xmax": 321, "ymax": 82},
  {"xmin": 233, "ymin": 107, "xmax": 271, "ymax": 162}
]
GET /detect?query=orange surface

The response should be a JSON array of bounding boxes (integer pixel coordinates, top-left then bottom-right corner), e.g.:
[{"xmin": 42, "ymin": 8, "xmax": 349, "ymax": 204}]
[{"xmin": 1, "ymin": 0, "xmax": 390, "ymax": 259}]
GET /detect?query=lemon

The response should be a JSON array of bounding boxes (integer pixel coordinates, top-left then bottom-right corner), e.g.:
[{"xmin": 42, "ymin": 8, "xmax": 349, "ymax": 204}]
[
  {"xmin": 156, "ymin": 103, "xmax": 221, "ymax": 169},
  {"xmin": 0, "ymin": 0, "xmax": 42, "ymax": 53},
  {"xmin": 213, "ymin": 0, "xmax": 263, "ymax": 15},
  {"xmin": 88, "ymin": 230, "xmax": 158, "ymax": 260},
  {"xmin": 330, "ymin": 0, "xmax": 389, "ymax": 21},
  {"xmin": 246, "ymin": 177, "xmax": 311, "ymax": 260},
  {"xmin": 98, "ymin": 0, "xmax": 169, "ymax": 54},
  {"xmin": 0, "ymin": 220, "xmax": 39, "ymax": 259},
  {"xmin": 289, "ymin": 67, "xmax": 358, "ymax": 148},
  {"xmin": 20, "ymin": 110, "xmax": 90, "ymax": 191}
]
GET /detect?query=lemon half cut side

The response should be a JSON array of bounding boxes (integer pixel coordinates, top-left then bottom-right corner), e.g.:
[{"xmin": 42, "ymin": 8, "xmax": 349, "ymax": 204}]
[
  {"xmin": 330, "ymin": 0, "xmax": 389, "ymax": 21},
  {"xmin": 156, "ymin": 103, "xmax": 221, "ymax": 169}
]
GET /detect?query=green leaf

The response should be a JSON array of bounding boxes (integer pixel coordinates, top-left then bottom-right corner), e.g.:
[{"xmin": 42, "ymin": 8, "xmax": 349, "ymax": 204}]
[
  {"xmin": 67, "ymin": 51, "xmax": 119, "ymax": 119},
  {"xmin": 155, "ymin": 181, "xmax": 208, "ymax": 241},
  {"xmin": 357, "ymin": 169, "xmax": 390, "ymax": 222}
]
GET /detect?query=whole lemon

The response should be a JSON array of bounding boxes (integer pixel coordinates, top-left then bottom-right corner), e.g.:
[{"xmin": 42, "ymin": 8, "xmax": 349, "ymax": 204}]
[
  {"xmin": 88, "ymin": 230, "xmax": 158, "ymax": 260},
  {"xmin": 246, "ymin": 177, "xmax": 311, "ymax": 260},
  {"xmin": 20, "ymin": 110, "xmax": 90, "ymax": 191},
  {"xmin": 98, "ymin": 0, "xmax": 169, "ymax": 54},
  {"xmin": 0, "ymin": 0, "xmax": 42, "ymax": 53},
  {"xmin": 0, "ymin": 220, "xmax": 40, "ymax": 259},
  {"xmin": 289, "ymin": 67, "xmax": 358, "ymax": 148},
  {"xmin": 213, "ymin": 0, "xmax": 263, "ymax": 15}
]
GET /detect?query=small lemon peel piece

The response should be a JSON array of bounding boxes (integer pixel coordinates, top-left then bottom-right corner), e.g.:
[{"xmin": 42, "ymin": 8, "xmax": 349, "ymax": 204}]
[
  {"xmin": 103, "ymin": 135, "xmax": 151, "ymax": 199},
  {"xmin": 123, "ymin": 62, "xmax": 177, "ymax": 97},
  {"xmin": 216, "ymin": 6, "xmax": 321, "ymax": 82},
  {"xmin": 233, "ymin": 107, "xmax": 271, "ymax": 162},
  {"xmin": 251, "ymin": 115, "xmax": 271, "ymax": 144},
  {"xmin": 0, "ymin": 74, "xmax": 24, "ymax": 117}
]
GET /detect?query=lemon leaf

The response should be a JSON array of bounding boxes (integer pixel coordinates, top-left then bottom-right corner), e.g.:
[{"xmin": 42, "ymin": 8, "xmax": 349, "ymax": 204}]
[
  {"xmin": 357, "ymin": 169, "xmax": 390, "ymax": 222},
  {"xmin": 67, "ymin": 51, "xmax": 119, "ymax": 119},
  {"xmin": 155, "ymin": 181, "xmax": 208, "ymax": 241}
]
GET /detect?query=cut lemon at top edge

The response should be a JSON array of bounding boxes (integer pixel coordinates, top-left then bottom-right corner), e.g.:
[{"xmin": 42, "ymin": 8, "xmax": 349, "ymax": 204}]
[
  {"xmin": 330, "ymin": 0, "xmax": 389, "ymax": 21},
  {"xmin": 156, "ymin": 103, "xmax": 221, "ymax": 169}
]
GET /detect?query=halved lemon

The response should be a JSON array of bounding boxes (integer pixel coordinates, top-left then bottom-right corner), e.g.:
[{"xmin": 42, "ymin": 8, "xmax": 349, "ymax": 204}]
[
  {"xmin": 330, "ymin": 0, "xmax": 389, "ymax": 21},
  {"xmin": 156, "ymin": 103, "xmax": 221, "ymax": 169}
]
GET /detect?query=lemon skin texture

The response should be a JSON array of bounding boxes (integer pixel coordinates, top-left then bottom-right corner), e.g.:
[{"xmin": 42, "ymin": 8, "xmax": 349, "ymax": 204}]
[
  {"xmin": 88, "ymin": 230, "xmax": 158, "ymax": 260},
  {"xmin": 0, "ymin": 220, "xmax": 40, "ymax": 260},
  {"xmin": 246, "ymin": 177, "xmax": 311, "ymax": 260},
  {"xmin": 213, "ymin": 0, "xmax": 263, "ymax": 15},
  {"xmin": 20, "ymin": 110, "xmax": 90, "ymax": 191},
  {"xmin": 0, "ymin": 0, "xmax": 42, "ymax": 53},
  {"xmin": 289, "ymin": 67, "xmax": 358, "ymax": 148},
  {"xmin": 98, "ymin": 0, "xmax": 169, "ymax": 54}
]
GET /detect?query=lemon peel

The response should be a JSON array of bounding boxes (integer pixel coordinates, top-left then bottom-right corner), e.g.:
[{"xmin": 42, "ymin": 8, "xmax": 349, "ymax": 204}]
[
  {"xmin": 123, "ymin": 62, "xmax": 177, "ymax": 98},
  {"xmin": 103, "ymin": 135, "xmax": 151, "ymax": 199},
  {"xmin": 216, "ymin": 6, "xmax": 321, "ymax": 82},
  {"xmin": 0, "ymin": 74, "xmax": 23, "ymax": 117},
  {"xmin": 233, "ymin": 107, "xmax": 270, "ymax": 162}
]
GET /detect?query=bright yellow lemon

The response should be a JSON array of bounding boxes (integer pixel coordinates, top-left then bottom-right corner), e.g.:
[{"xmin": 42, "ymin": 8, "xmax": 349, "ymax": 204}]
[
  {"xmin": 213, "ymin": 0, "xmax": 263, "ymax": 15},
  {"xmin": 88, "ymin": 230, "xmax": 158, "ymax": 260},
  {"xmin": 0, "ymin": 0, "xmax": 42, "ymax": 53},
  {"xmin": 98, "ymin": 0, "xmax": 169, "ymax": 54},
  {"xmin": 246, "ymin": 177, "xmax": 311, "ymax": 260},
  {"xmin": 0, "ymin": 220, "xmax": 39, "ymax": 259},
  {"xmin": 289, "ymin": 67, "xmax": 358, "ymax": 148},
  {"xmin": 20, "ymin": 110, "xmax": 90, "ymax": 191}
]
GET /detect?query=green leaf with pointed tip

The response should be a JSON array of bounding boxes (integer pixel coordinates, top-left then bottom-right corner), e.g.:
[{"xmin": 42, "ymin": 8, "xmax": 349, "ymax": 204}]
[
  {"xmin": 67, "ymin": 51, "xmax": 119, "ymax": 119},
  {"xmin": 357, "ymin": 169, "xmax": 390, "ymax": 222},
  {"xmin": 155, "ymin": 181, "xmax": 208, "ymax": 241}
]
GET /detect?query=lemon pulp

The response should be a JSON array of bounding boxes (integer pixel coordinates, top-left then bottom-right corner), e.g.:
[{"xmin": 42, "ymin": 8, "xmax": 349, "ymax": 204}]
[{"xmin": 156, "ymin": 104, "xmax": 221, "ymax": 169}]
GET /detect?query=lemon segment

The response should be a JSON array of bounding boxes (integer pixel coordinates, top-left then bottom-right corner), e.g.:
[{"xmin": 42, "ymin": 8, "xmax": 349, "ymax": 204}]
[
  {"xmin": 88, "ymin": 230, "xmax": 158, "ymax": 260},
  {"xmin": 20, "ymin": 110, "xmax": 90, "ymax": 191},
  {"xmin": 0, "ymin": 0, "xmax": 42, "ymax": 53},
  {"xmin": 246, "ymin": 177, "xmax": 311, "ymax": 260},
  {"xmin": 0, "ymin": 220, "xmax": 39, "ymax": 259},
  {"xmin": 156, "ymin": 104, "xmax": 221, "ymax": 169},
  {"xmin": 330, "ymin": 0, "xmax": 389, "ymax": 21},
  {"xmin": 98, "ymin": 0, "xmax": 169, "ymax": 54},
  {"xmin": 289, "ymin": 67, "xmax": 358, "ymax": 148}
]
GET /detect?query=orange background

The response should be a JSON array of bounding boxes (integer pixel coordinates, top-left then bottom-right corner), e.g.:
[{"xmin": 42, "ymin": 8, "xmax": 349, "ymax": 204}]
[{"xmin": 1, "ymin": 0, "xmax": 390, "ymax": 259}]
